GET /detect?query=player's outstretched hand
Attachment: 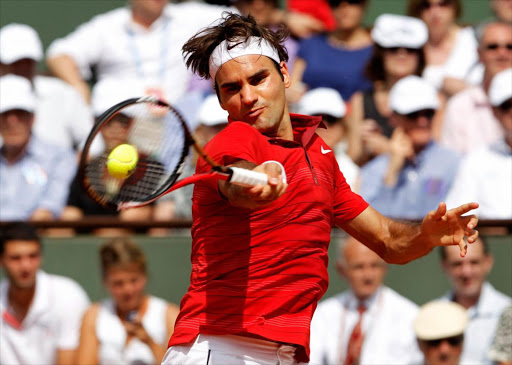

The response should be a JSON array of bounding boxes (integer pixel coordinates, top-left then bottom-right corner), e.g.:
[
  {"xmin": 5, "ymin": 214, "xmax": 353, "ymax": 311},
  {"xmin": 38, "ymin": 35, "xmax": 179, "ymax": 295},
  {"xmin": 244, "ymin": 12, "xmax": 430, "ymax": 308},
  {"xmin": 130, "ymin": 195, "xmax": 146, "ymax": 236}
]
[{"xmin": 421, "ymin": 202, "xmax": 479, "ymax": 257}]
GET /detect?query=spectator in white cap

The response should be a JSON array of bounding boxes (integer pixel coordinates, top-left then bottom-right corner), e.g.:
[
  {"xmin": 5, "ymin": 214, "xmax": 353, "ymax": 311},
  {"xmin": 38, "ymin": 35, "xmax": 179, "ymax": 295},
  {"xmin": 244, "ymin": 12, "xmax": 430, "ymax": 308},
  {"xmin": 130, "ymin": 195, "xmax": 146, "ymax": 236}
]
[
  {"xmin": 359, "ymin": 75, "xmax": 461, "ymax": 220},
  {"xmin": 445, "ymin": 68, "xmax": 512, "ymax": 219},
  {"xmin": 414, "ymin": 300, "xmax": 469, "ymax": 365},
  {"xmin": 152, "ymin": 94, "xmax": 229, "ymax": 232},
  {"xmin": 347, "ymin": 14, "xmax": 432, "ymax": 166},
  {"xmin": 0, "ymin": 23, "xmax": 94, "ymax": 153},
  {"xmin": 61, "ymin": 78, "xmax": 154, "ymax": 236},
  {"xmin": 441, "ymin": 21, "xmax": 512, "ymax": 154},
  {"xmin": 297, "ymin": 87, "xmax": 359, "ymax": 188},
  {"xmin": 407, "ymin": 0, "xmax": 479, "ymax": 97},
  {"xmin": 0, "ymin": 74, "xmax": 77, "ymax": 221}
]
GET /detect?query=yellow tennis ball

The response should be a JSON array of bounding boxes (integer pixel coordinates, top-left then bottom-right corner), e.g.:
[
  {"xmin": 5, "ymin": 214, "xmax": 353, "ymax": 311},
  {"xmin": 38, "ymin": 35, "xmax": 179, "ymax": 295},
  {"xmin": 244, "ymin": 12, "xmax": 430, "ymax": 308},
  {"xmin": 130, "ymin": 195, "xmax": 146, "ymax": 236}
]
[{"xmin": 107, "ymin": 144, "xmax": 138, "ymax": 179}]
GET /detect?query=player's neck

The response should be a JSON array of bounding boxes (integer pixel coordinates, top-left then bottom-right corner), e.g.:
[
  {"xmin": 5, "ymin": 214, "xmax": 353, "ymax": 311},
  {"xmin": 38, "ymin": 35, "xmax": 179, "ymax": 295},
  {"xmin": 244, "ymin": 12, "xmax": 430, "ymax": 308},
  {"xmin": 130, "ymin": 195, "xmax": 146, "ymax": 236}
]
[{"xmin": 8, "ymin": 285, "xmax": 36, "ymax": 322}]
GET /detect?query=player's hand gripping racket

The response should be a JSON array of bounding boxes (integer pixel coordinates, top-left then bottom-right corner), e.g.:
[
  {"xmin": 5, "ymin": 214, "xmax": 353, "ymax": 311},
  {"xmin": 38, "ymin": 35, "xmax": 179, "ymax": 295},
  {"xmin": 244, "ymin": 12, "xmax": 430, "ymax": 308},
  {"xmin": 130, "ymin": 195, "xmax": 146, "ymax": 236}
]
[{"xmin": 79, "ymin": 96, "xmax": 268, "ymax": 210}]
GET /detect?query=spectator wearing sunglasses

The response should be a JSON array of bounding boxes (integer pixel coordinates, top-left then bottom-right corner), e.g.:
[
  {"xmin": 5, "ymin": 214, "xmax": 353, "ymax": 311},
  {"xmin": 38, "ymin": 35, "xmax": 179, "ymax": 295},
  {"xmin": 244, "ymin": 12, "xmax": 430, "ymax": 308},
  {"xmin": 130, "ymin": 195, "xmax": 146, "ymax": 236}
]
[
  {"xmin": 408, "ymin": 0, "xmax": 479, "ymax": 98},
  {"xmin": 288, "ymin": 0, "xmax": 373, "ymax": 104},
  {"xmin": 359, "ymin": 76, "xmax": 460, "ymax": 220},
  {"xmin": 346, "ymin": 14, "xmax": 431, "ymax": 166},
  {"xmin": 414, "ymin": 300, "xmax": 468, "ymax": 365},
  {"xmin": 445, "ymin": 68, "xmax": 512, "ymax": 220},
  {"xmin": 441, "ymin": 21, "xmax": 512, "ymax": 154}
]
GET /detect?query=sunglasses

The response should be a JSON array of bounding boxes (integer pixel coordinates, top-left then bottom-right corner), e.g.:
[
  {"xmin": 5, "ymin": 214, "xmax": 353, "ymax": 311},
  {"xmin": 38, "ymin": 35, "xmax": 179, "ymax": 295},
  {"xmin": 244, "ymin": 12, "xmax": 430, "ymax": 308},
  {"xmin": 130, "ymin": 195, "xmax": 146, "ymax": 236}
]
[
  {"xmin": 386, "ymin": 47, "xmax": 419, "ymax": 54},
  {"xmin": 484, "ymin": 43, "xmax": 512, "ymax": 51},
  {"xmin": 420, "ymin": 0, "xmax": 453, "ymax": 10},
  {"xmin": 404, "ymin": 109, "xmax": 435, "ymax": 120},
  {"xmin": 425, "ymin": 335, "xmax": 464, "ymax": 348},
  {"xmin": 499, "ymin": 99, "xmax": 512, "ymax": 112}
]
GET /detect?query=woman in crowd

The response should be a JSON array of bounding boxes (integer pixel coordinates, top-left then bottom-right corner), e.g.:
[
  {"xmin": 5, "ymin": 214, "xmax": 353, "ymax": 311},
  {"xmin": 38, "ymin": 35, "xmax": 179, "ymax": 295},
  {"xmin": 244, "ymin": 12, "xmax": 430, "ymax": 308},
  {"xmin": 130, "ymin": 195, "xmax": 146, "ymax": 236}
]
[
  {"xmin": 408, "ymin": 0, "xmax": 479, "ymax": 97},
  {"xmin": 76, "ymin": 238, "xmax": 179, "ymax": 365},
  {"xmin": 288, "ymin": 0, "xmax": 373, "ymax": 104},
  {"xmin": 346, "ymin": 14, "xmax": 431, "ymax": 165}
]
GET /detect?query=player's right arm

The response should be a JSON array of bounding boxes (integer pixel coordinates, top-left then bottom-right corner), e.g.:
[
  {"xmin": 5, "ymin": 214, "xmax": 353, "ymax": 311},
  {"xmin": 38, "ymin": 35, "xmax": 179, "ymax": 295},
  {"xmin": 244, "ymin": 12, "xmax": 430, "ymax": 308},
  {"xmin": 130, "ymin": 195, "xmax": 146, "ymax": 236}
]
[
  {"xmin": 219, "ymin": 160, "xmax": 287, "ymax": 209},
  {"xmin": 76, "ymin": 304, "xmax": 100, "ymax": 365}
]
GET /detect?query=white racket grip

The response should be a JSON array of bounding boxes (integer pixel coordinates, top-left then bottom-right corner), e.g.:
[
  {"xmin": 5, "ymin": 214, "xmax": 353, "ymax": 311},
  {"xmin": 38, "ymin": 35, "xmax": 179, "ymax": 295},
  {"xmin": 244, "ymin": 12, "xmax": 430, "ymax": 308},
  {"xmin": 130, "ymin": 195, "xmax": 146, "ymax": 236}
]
[{"xmin": 229, "ymin": 167, "xmax": 268, "ymax": 187}]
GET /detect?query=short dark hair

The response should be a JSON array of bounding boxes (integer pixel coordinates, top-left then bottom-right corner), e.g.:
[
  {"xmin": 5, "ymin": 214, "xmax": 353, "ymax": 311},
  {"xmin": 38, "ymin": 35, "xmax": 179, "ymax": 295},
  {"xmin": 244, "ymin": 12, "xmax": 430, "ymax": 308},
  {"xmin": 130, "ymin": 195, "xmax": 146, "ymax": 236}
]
[
  {"xmin": 439, "ymin": 236, "xmax": 490, "ymax": 261},
  {"xmin": 407, "ymin": 0, "xmax": 462, "ymax": 19},
  {"xmin": 0, "ymin": 222, "xmax": 41, "ymax": 255},
  {"xmin": 365, "ymin": 45, "xmax": 426, "ymax": 82},
  {"xmin": 182, "ymin": 12, "xmax": 289, "ymax": 81}
]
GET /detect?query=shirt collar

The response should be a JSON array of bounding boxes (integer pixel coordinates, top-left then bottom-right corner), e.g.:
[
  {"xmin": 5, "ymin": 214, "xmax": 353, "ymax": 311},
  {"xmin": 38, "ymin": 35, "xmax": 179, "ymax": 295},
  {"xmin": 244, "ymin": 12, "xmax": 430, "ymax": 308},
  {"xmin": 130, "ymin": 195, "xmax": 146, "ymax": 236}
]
[{"xmin": 347, "ymin": 286, "xmax": 382, "ymax": 312}]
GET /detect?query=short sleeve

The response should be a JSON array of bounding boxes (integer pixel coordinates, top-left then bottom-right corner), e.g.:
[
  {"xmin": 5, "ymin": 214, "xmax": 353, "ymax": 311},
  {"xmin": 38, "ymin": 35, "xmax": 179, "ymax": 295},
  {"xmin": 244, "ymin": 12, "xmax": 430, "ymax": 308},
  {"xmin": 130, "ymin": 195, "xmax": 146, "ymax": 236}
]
[{"xmin": 333, "ymin": 159, "xmax": 368, "ymax": 225}]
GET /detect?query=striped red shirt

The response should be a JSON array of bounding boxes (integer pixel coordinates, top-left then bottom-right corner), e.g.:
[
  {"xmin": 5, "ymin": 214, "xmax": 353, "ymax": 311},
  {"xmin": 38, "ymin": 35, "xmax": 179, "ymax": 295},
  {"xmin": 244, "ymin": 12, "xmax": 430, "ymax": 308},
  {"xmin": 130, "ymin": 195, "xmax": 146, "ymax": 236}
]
[{"xmin": 168, "ymin": 114, "xmax": 368, "ymax": 362}]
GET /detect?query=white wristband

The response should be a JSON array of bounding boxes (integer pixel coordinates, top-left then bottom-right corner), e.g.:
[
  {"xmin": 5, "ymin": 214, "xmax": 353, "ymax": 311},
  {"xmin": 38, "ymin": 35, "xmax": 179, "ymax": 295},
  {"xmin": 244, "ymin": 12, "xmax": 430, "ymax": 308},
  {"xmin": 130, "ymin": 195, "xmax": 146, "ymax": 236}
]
[{"xmin": 261, "ymin": 160, "xmax": 287, "ymax": 184}]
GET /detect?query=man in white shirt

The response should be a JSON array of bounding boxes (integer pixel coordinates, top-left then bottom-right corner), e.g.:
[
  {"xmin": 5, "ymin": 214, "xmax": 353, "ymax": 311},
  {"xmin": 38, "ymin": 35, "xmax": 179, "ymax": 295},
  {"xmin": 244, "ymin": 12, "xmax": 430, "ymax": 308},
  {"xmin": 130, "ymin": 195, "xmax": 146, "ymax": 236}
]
[
  {"xmin": 309, "ymin": 235, "xmax": 422, "ymax": 365},
  {"xmin": 46, "ymin": 0, "xmax": 229, "ymax": 104},
  {"xmin": 440, "ymin": 21, "xmax": 512, "ymax": 154},
  {"xmin": 439, "ymin": 236, "xmax": 512, "ymax": 365},
  {"xmin": 0, "ymin": 223, "xmax": 90, "ymax": 365},
  {"xmin": 0, "ymin": 23, "xmax": 94, "ymax": 152},
  {"xmin": 445, "ymin": 68, "xmax": 512, "ymax": 219}
]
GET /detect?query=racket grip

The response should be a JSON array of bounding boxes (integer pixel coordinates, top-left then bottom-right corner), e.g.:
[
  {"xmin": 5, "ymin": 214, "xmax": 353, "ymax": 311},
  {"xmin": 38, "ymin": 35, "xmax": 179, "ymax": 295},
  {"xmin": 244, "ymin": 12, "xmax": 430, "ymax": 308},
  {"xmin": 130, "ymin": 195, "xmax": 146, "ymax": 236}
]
[{"xmin": 229, "ymin": 167, "xmax": 268, "ymax": 186}]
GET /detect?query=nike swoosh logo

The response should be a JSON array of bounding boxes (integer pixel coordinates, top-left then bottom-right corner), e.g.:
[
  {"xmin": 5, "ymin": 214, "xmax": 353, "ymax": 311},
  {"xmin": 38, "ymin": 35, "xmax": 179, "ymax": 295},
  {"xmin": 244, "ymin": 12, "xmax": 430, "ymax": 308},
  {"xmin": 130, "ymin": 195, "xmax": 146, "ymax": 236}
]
[{"xmin": 321, "ymin": 146, "xmax": 332, "ymax": 154}]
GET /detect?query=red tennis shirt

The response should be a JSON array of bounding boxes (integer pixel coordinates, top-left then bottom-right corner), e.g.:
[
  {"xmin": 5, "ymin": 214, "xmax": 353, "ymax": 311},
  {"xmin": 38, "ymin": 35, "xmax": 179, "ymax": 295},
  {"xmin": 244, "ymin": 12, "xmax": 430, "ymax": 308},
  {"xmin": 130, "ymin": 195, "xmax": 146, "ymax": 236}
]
[{"xmin": 168, "ymin": 114, "xmax": 368, "ymax": 361}]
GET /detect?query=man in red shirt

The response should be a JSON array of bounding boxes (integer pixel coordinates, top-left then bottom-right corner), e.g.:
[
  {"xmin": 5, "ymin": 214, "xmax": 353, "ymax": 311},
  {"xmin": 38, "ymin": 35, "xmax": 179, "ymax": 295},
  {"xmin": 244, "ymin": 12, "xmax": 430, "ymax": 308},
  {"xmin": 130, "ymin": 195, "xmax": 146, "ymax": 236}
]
[{"xmin": 163, "ymin": 13, "xmax": 479, "ymax": 365}]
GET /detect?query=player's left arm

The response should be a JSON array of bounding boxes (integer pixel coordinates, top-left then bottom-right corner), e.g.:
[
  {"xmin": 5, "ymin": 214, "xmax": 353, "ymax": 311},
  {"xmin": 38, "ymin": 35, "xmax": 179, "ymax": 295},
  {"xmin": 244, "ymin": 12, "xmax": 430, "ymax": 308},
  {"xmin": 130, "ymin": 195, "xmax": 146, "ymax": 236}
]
[{"xmin": 338, "ymin": 202, "xmax": 479, "ymax": 264}]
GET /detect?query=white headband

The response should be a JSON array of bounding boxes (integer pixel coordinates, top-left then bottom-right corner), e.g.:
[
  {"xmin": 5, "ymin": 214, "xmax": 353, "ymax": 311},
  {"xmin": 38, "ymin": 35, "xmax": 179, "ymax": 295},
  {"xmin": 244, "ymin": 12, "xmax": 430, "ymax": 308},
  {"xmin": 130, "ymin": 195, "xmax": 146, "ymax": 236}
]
[{"xmin": 208, "ymin": 36, "xmax": 281, "ymax": 80}]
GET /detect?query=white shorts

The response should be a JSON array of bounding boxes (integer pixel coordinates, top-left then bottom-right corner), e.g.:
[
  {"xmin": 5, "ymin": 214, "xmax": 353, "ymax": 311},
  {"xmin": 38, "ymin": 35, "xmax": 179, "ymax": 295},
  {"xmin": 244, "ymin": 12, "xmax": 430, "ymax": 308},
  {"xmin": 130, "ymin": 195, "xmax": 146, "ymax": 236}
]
[{"xmin": 162, "ymin": 334, "xmax": 308, "ymax": 365}]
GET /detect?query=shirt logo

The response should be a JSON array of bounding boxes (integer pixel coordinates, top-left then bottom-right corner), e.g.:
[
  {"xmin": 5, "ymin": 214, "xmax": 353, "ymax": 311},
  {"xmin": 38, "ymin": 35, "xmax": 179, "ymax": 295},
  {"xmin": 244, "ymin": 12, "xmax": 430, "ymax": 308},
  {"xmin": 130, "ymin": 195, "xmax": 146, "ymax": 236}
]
[{"xmin": 321, "ymin": 146, "xmax": 332, "ymax": 154}]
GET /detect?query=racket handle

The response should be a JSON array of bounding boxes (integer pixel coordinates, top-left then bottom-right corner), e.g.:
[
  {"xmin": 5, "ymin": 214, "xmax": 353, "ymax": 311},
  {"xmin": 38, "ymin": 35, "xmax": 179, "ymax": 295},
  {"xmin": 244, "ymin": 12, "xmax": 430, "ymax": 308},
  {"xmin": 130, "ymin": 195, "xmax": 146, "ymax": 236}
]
[{"xmin": 229, "ymin": 167, "xmax": 269, "ymax": 186}]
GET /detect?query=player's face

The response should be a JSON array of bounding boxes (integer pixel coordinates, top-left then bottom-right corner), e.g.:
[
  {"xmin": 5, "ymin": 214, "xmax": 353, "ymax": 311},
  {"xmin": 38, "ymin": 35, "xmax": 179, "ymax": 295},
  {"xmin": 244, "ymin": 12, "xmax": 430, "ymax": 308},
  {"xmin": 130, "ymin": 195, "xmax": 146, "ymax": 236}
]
[
  {"xmin": 0, "ymin": 240, "xmax": 42, "ymax": 290},
  {"xmin": 419, "ymin": 336, "xmax": 464, "ymax": 365},
  {"xmin": 104, "ymin": 264, "xmax": 147, "ymax": 313},
  {"xmin": 441, "ymin": 239, "xmax": 493, "ymax": 301},
  {"xmin": 338, "ymin": 239, "xmax": 387, "ymax": 301},
  {"xmin": 216, "ymin": 55, "xmax": 292, "ymax": 139},
  {"xmin": 383, "ymin": 47, "xmax": 421, "ymax": 79},
  {"xmin": 0, "ymin": 109, "xmax": 33, "ymax": 150},
  {"xmin": 478, "ymin": 23, "xmax": 512, "ymax": 78}
]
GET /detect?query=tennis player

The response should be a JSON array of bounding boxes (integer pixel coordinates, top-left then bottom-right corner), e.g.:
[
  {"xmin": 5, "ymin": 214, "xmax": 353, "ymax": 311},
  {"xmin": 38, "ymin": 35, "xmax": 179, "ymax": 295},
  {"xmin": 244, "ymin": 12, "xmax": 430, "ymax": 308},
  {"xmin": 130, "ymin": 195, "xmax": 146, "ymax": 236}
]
[{"xmin": 162, "ymin": 13, "xmax": 479, "ymax": 365}]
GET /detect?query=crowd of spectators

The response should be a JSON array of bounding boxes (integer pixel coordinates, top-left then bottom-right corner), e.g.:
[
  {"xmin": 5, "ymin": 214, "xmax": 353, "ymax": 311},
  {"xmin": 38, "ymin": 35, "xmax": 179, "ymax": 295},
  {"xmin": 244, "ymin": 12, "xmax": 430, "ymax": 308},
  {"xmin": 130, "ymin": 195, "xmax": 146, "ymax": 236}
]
[{"xmin": 0, "ymin": 0, "xmax": 511, "ymax": 364}]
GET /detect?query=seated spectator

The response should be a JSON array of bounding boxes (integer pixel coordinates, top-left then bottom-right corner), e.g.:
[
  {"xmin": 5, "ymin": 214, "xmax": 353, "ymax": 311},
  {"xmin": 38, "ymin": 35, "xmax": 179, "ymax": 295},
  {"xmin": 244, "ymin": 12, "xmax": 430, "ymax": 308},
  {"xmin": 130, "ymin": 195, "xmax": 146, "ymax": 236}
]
[
  {"xmin": 46, "ymin": 0, "xmax": 229, "ymax": 103},
  {"xmin": 310, "ymin": 235, "xmax": 422, "ymax": 364},
  {"xmin": 0, "ymin": 23, "xmax": 94, "ymax": 152},
  {"xmin": 61, "ymin": 78, "xmax": 154, "ymax": 235},
  {"xmin": 359, "ymin": 76, "xmax": 460, "ymax": 220},
  {"xmin": 0, "ymin": 75, "xmax": 77, "ymax": 221},
  {"xmin": 488, "ymin": 304, "xmax": 512, "ymax": 365},
  {"xmin": 445, "ymin": 68, "xmax": 512, "ymax": 219},
  {"xmin": 289, "ymin": 0, "xmax": 373, "ymax": 104},
  {"xmin": 296, "ymin": 87, "xmax": 359, "ymax": 188},
  {"xmin": 347, "ymin": 14, "xmax": 430, "ymax": 165},
  {"xmin": 414, "ymin": 300, "xmax": 469, "ymax": 365},
  {"xmin": 408, "ymin": 0, "xmax": 479, "ymax": 97},
  {"xmin": 0, "ymin": 223, "xmax": 90, "ymax": 365},
  {"xmin": 440, "ymin": 21, "xmax": 511, "ymax": 154},
  {"xmin": 438, "ymin": 237, "xmax": 511, "ymax": 364},
  {"xmin": 76, "ymin": 237, "xmax": 179, "ymax": 365},
  {"xmin": 152, "ymin": 94, "xmax": 229, "ymax": 232}
]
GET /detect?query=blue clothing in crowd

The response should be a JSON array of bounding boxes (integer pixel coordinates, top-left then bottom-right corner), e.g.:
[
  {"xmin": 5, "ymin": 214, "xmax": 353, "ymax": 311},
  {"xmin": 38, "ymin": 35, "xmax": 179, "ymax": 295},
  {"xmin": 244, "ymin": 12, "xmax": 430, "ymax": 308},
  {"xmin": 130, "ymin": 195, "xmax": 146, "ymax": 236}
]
[
  {"xmin": 0, "ymin": 137, "xmax": 77, "ymax": 220},
  {"xmin": 359, "ymin": 142, "xmax": 461, "ymax": 220},
  {"xmin": 297, "ymin": 34, "xmax": 373, "ymax": 101}
]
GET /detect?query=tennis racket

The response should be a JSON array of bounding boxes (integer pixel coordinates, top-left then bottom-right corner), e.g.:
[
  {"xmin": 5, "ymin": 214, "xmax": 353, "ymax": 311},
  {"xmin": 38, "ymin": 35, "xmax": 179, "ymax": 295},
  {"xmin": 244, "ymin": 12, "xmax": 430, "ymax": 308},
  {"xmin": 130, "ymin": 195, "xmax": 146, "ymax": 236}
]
[{"xmin": 79, "ymin": 96, "xmax": 268, "ymax": 210}]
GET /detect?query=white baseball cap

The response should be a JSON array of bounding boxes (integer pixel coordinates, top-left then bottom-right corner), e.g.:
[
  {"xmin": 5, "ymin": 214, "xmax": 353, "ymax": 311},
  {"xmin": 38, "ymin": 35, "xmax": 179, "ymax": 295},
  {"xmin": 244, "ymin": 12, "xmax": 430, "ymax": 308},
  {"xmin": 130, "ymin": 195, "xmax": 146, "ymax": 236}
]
[
  {"xmin": 91, "ymin": 78, "xmax": 146, "ymax": 117},
  {"xmin": 414, "ymin": 301, "xmax": 468, "ymax": 341},
  {"xmin": 297, "ymin": 87, "xmax": 346, "ymax": 118},
  {"xmin": 197, "ymin": 94, "xmax": 229, "ymax": 127},
  {"xmin": 0, "ymin": 74, "xmax": 36, "ymax": 114},
  {"xmin": 389, "ymin": 75, "xmax": 439, "ymax": 115},
  {"xmin": 371, "ymin": 14, "xmax": 428, "ymax": 49},
  {"xmin": 0, "ymin": 23, "xmax": 43, "ymax": 64},
  {"xmin": 489, "ymin": 68, "xmax": 512, "ymax": 107}
]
